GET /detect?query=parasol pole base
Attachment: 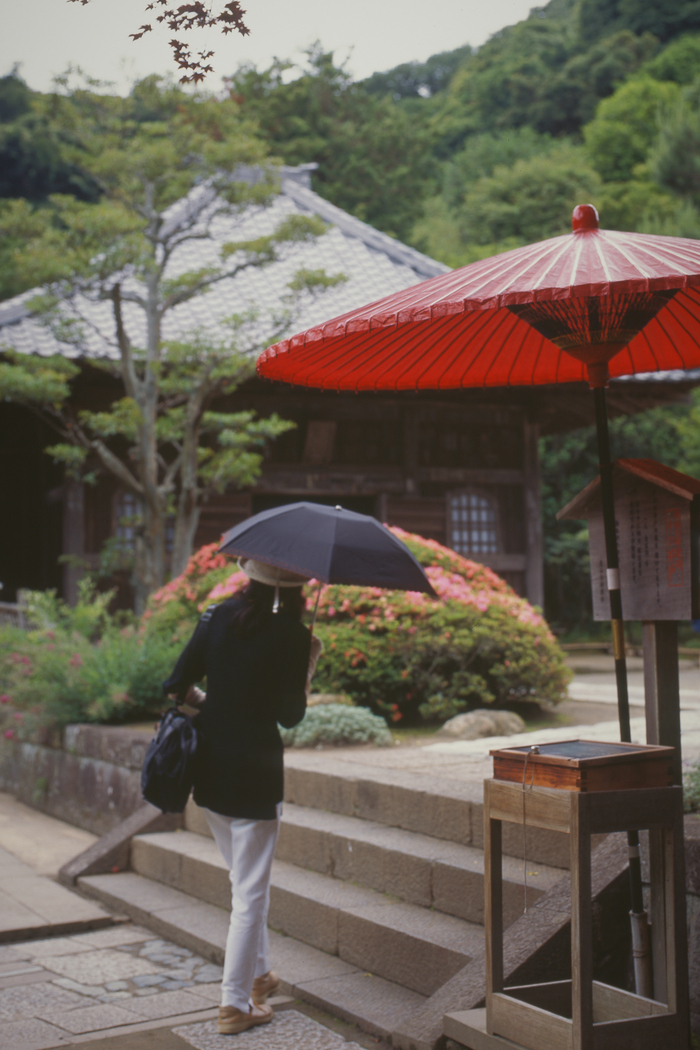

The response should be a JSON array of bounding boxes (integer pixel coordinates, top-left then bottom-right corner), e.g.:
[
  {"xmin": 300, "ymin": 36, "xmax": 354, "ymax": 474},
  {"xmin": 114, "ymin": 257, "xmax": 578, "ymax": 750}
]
[{"xmin": 588, "ymin": 362, "xmax": 652, "ymax": 999}]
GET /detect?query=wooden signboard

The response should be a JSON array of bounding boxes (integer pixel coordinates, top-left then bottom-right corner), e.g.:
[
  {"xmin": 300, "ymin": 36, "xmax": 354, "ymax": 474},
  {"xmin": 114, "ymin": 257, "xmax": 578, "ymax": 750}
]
[
  {"xmin": 490, "ymin": 739, "xmax": 675, "ymax": 792},
  {"xmin": 558, "ymin": 458, "xmax": 700, "ymax": 621}
]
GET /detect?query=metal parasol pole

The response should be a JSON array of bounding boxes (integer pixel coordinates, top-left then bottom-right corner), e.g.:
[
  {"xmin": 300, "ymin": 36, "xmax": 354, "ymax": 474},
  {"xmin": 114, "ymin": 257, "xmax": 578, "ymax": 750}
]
[{"xmin": 591, "ymin": 380, "xmax": 652, "ymax": 998}]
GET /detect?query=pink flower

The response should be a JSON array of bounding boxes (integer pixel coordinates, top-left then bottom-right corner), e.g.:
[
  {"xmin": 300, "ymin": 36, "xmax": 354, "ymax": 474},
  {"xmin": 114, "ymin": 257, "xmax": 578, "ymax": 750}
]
[
  {"xmin": 3, "ymin": 730, "xmax": 15, "ymax": 740},
  {"xmin": 69, "ymin": 654, "xmax": 83, "ymax": 668},
  {"xmin": 0, "ymin": 695, "xmax": 10, "ymax": 705}
]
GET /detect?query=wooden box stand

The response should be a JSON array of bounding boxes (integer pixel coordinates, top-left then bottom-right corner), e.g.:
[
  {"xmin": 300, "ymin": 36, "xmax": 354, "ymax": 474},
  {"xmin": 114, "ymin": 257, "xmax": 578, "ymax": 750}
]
[{"xmin": 479, "ymin": 779, "xmax": 689, "ymax": 1050}]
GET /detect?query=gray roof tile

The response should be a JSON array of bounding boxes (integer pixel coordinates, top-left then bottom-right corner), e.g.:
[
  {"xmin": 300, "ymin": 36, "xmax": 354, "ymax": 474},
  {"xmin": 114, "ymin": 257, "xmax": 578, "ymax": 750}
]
[{"xmin": 0, "ymin": 172, "xmax": 447, "ymax": 362}]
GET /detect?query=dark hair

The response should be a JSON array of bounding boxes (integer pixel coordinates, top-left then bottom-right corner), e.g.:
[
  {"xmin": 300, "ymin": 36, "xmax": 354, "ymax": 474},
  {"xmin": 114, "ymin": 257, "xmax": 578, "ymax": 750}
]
[{"xmin": 228, "ymin": 580, "xmax": 306, "ymax": 637}]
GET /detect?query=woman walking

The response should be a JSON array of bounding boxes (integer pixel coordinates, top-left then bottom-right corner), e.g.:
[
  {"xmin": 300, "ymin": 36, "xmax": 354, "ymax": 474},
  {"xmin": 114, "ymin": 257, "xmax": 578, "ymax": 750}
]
[{"xmin": 163, "ymin": 558, "xmax": 322, "ymax": 1035}]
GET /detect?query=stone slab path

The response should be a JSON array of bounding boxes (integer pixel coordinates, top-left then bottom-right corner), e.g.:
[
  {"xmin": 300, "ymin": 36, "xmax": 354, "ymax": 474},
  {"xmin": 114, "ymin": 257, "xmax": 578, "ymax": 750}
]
[{"xmin": 0, "ymin": 846, "xmax": 111, "ymax": 945}]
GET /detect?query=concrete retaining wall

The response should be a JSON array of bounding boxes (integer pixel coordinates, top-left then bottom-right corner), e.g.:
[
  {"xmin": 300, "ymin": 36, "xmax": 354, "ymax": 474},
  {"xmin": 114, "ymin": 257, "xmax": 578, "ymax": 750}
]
[{"xmin": 0, "ymin": 724, "xmax": 152, "ymax": 835}]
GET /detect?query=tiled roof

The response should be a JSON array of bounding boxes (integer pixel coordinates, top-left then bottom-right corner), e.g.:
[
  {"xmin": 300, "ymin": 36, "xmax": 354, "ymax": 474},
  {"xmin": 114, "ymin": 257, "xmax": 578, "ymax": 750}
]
[{"xmin": 0, "ymin": 165, "xmax": 449, "ymax": 361}]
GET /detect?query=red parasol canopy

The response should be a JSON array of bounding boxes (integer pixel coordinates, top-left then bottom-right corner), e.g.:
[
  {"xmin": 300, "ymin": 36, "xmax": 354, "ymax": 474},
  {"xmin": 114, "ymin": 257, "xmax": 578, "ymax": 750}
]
[{"xmin": 258, "ymin": 205, "xmax": 700, "ymax": 391}]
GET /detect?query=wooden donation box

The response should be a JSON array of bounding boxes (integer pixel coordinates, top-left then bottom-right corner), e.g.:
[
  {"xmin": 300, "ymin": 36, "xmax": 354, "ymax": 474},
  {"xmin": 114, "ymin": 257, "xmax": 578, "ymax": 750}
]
[
  {"xmin": 480, "ymin": 741, "xmax": 688, "ymax": 1050},
  {"xmin": 557, "ymin": 458, "xmax": 700, "ymax": 621}
]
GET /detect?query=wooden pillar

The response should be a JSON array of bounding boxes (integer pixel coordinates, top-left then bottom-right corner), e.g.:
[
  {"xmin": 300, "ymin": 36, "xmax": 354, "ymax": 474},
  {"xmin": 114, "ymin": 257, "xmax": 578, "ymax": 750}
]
[
  {"xmin": 642, "ymin": 621, "xmax": 682, "ymax": 785},
  {"xmin": 643, "ymin": 620, "xmax": 686, "ymax": 1015},
  {"xmin": 62, "ymin": 478, "xmax": 85, "ymax": 606},
  {"xmin": 523, "ymin": 420, "xmax": 544, "ymax": 610},
  {"xmin": 402, "ymin": 406, "xmax": 418, "ymax": 495}
]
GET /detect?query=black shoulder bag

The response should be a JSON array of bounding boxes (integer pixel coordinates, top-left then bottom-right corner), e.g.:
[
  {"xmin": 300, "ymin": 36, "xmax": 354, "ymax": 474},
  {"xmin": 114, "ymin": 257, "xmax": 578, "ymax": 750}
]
[{"xmin": 141, "ymin": 606, "xmax": 215, "ymax": 813}]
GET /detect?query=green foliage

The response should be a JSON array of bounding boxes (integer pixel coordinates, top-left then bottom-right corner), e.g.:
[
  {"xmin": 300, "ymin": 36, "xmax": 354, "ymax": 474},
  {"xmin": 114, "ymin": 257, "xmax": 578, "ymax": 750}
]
[
  {"xmin": 579, "ymin": 0, "xmax": 700, "ymax": 44},
  {"xmin": 643, "ymin": 33, "xmax": 700, "ymax": 83},
  {"xmin": 649, "ymin": 80, "xmax": 700, "ymax": 206},
  {"xmin": 361, "ymin": 46, "xmax": 473, "ymax": 100},
  {"xmin": 313, "ymin": 598, "xmax": 569, "ymax": 724},
  {"xmin": 540, "ymin": 404, "xmax": 689, "ymax": 629},
  {"xmin": 583, "ymin": 76, "xmax": 680, "ymax": 181},
  {"xmin": 672, "ymin": 388, "xmax": 700, "ymax": 478},
  {"xmin": 414, "ymin": 143, "xmax": 601, "ymax": 264},
  {"xmin": 279, "ymin": 704, "xmax": 392, "ymax": 748},
  {"xmin": 0, "ymin": 75, "xmax": 343, "ymax": 605},
  {"xmin": 0, "ymin": 580, "xmax": 182, "ymax": 736},
  {"xmin": 456, "ymin": 144, "xmax": 601, "ymax": 246},
  {"xmin": 441, "ymin": 128, "xmax": 557, "ymax": 209},
  {"xmin": 685, "ymin": 759, "xmax": 700, "ymax": 812},
  {"xmin": 230, "ymin": 46, "xmax": 437, "ymax": 239},
  {"xmin": 617, "ymin": 0, "xmax": 700, "ymax": 43}
]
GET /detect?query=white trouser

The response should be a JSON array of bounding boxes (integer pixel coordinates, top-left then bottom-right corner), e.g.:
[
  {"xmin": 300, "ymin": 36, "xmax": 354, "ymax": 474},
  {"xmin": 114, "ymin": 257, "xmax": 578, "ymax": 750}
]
[{"xmin": 203, "ymin": 805, "xmax": 281, "ymax": 1010}]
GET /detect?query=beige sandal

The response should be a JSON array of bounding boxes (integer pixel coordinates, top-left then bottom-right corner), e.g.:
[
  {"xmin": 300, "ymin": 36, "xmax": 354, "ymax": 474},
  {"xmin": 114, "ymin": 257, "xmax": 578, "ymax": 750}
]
[{"xmin": 218, "ymin": 1002, "xmax": 273, "ymax": 1034}]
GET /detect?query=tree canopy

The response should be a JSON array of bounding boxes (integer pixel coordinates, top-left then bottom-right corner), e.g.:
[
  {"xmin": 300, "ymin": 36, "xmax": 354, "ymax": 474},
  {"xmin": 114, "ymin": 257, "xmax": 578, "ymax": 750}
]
[{"xmin": 0, "ymin": 77, "xmax": 340, "ymax": 609}]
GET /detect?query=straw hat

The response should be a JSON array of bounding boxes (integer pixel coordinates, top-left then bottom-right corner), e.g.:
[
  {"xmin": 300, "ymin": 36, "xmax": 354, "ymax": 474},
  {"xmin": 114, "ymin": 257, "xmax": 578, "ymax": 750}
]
[{"xmin": 238, "ymin": 558, "xmax": 310, "ymax": 588}]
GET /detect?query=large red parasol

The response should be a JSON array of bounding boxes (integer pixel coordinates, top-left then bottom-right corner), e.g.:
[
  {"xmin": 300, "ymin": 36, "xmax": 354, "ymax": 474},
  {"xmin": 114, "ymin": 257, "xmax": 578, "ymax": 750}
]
[
  {"xmin": 258, "ymin": 205, "xmax": 700, "ymax": 391},
  {"xmin": 259, "ymin": 205, "xmax": 700, "ymax": 993},
  {"xmin": 258, "ymin": 205, "xmax": 700, "ymax": 741}
]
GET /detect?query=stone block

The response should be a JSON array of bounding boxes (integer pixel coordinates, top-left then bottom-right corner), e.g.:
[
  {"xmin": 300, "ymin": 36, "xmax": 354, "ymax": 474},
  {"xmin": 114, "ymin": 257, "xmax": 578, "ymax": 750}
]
[
  {"xmin": 59, "ymin": 803, "xmax": 181, "ymax": 886},
  {"xmin": 119, "ymin": 988, "xmax": 211, "ymax": 1019},
  {"xmin": 0, "ymin": 1017, "xmax": 68, "ymax": 1049},
  {"xmin": 277, "ymin": 819, "xmax": 332, "ymax": 876},
  {"xmin": 284, "ymin": 766, "xmax": 356, "ymax": 816},
  {"xmin": 179, "ymin": 853, "xmax": 229, "ymax": 910},
  {"xmin": 269, "ymin": 885, "xmax": 338, "ymax": 955},
  {"xmin": 131, "ymin": 838, "xmax": 183, "ymax": 890},
  {"xmin": 353, "ymin": 840, "xmax": 432, "ymax": 907},
  {"xmin": 267, "ymin": 929, "xmax": 359, "ymax": 985},
  {"xmin": 293, "ymin": 971, "xmax": 425, "ymax": 1042},
  {"xmin": 184, "ymin": 801, "xmax": 212, "ymax": 838},
  {"xmin": 43, "ymin": 1001, "xmax": 138, "ymax": 1033},
  {"xmin": 337, "ymin": 908, "xmax": 468, "ymax": 996},
  {"xmin": 432, "ymin": 862, "xmax": 487, "ymax": 925},
  {"xmin": 0, "ymin": 739, "xmax": 143, "ymax": 835}
]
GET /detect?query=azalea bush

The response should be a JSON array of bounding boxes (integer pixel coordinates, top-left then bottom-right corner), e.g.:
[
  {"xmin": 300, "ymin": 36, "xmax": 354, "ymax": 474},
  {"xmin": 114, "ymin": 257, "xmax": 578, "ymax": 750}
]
[
  {"xmin": 146, "ymin": 529, "xmax": 571, "ymax": 725},
  {"xmin": 0, "ymin": 528, "xmax": 570, "ymax": 735}
]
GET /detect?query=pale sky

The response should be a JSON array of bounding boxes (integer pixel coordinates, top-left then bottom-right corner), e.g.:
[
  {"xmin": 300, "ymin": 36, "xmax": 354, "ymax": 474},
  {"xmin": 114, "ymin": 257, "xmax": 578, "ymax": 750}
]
[{"xmin": 3, "ymin": 0, "xmax": 536, "ymax": 95}]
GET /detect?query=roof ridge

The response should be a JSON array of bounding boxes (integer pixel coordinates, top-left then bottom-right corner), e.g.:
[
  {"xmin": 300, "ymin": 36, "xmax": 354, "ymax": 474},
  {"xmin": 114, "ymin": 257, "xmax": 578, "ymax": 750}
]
[{"xmin": 280, "ymin": 177, "xmax": 450, "ymax": 280}]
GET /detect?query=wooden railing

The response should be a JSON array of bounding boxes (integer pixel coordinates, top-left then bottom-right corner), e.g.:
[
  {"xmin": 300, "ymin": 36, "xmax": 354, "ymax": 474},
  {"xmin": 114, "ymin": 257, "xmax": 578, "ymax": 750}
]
[{"xmin": 0, "ymin": 602, "xmax": 26, "ymax": 628}]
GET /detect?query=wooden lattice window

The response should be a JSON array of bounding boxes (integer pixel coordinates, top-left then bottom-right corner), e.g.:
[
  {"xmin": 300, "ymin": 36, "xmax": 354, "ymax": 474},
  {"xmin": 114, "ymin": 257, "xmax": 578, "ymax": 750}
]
[
  {"xmin": 114, "ymin": 491, "xmax": 140, "ymax": 548},
  {"xmin": 448, "ymin": 490, "xmax": 499, "ymax": 556}
]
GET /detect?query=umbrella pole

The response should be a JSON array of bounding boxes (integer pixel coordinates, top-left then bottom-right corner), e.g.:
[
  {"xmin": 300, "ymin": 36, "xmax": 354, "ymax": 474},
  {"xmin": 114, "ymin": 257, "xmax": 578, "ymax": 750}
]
[{"xmin": 592, "ymin": 383, "xmax": 652, "ymax": 998}]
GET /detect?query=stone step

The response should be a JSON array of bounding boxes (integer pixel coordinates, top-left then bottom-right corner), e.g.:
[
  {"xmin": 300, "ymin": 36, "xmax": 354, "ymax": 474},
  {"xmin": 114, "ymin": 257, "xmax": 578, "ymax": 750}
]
[
  {"xmin": 130, "ymin": 830, "xmax": 483, "ymax": 996},
  {"xmin": 276, "ymin": 803, "xmax": 562, "ymax": 925},
  {"xmin": 280, "ymin": 754, "xmax": 573, "ymax": 869},
  {"xmin": 185, "ymin": 799, "xmax": 565, "ymax": 925},
  {"xmin": 79, "ymin": 870, "xmax": 426, "ymax": 1041}
]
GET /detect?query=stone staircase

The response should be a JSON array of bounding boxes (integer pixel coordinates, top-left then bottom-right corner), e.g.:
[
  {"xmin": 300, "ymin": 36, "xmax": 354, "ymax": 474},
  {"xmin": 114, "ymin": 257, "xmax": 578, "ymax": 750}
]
[{"xmin": 78, "ymin": 753, "xmax": 569, "ymax": 1041}]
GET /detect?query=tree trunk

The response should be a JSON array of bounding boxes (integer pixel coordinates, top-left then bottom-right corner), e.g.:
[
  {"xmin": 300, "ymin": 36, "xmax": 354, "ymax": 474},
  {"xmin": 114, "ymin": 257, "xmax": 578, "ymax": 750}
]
[{"xmin": 171, "ymin": 501, "xmax": 201, "ymax": 578}]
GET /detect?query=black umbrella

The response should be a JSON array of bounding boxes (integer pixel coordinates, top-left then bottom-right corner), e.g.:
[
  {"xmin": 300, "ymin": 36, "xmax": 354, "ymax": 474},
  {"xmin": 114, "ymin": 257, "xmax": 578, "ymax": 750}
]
[{"xmin": 218, "ymin": 502, "xmax": 436, "ymax": 596}]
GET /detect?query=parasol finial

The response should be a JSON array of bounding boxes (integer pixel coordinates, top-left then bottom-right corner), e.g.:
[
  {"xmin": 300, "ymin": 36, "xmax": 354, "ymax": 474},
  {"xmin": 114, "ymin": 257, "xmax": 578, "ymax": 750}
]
[{"xmin": 572, "ymin": 204, "xmax": 599, "ymax": 232}]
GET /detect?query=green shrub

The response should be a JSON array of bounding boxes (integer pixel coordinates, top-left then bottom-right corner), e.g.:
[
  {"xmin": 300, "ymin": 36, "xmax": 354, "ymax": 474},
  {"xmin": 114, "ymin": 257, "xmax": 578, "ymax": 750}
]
[
  {"xmin": 684, "ymin": 760, "xmax": 700, "ymax": 813},
  {"xmin": 0, "ymin": 580, "xmax": 181, "ymax": 736},
  {"xmin": 280, "ymin": 704, "xmax": 392, "ymax": 748}
]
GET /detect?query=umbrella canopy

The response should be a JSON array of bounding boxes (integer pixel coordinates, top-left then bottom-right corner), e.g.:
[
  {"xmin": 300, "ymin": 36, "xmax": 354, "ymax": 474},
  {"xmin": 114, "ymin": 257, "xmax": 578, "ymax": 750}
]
[
  {"xmin": 219, "ymin": 502, "xmax": 436, "ymax": 596},
  {"xmin": 257, "ymin": 205, "xmax": 700, "ymax": 391}
]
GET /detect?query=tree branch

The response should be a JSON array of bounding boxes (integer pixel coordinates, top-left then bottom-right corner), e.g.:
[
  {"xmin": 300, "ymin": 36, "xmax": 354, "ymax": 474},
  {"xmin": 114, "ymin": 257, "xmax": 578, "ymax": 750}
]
[{"xmin": 110, "ymin": 283, "xmax": 140, "ymax": 401}]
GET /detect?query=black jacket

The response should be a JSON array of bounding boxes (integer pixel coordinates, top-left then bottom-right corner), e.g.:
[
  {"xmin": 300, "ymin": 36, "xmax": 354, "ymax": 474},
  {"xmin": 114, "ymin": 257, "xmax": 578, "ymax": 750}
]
[{"xmin": 163, "ymin": 597, "xmax": 311, "ymax": 819}]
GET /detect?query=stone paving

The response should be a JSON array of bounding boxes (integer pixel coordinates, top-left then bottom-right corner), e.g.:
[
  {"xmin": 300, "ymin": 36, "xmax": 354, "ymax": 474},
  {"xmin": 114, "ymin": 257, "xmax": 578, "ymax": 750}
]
[
  {"xmin": 174, "ymin": 1009, "xmax": 365, "ymax": 1050},
  {"xmin": 0, "ymin": 924, "xmax": 225, "ymax": 1048}
]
